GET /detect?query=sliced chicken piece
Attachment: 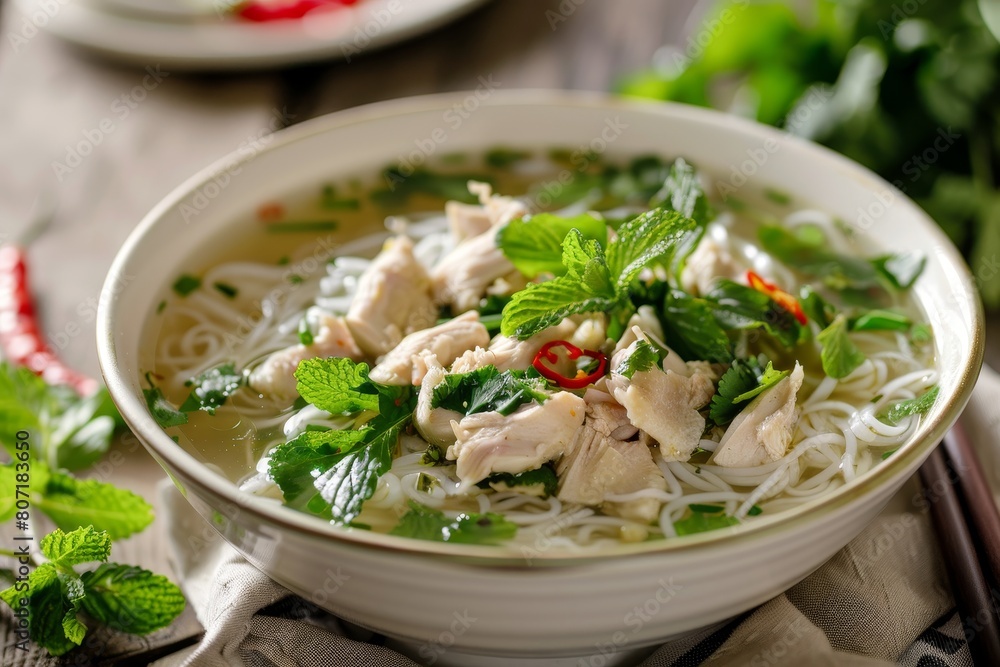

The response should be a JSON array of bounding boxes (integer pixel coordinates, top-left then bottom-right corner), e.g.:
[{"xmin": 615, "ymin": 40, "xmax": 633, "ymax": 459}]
[
  {"xmin": 569, "ymin": 316, "xmax": 607, "ymax": 352},
  {"xmin": 431, "ymin": 231, "xmax": 515, "ymax": 314},
  {"xmin": 369, "ymin": 312, "xmax": 490, "ymax": 386},
  {"xmin": 450, "ymin": 318, "xmax": 577, "ymax": 374},
  {"xmin": 345, "ymin": 236, "xmax": 438, "ymax": 357},
  {"xmin": 447, "ymin": 391, "xmax": 586, "ymax": 491},
  {"xmin": 249, "ymin": 314, "xmax": 364, "ymax": 405},
  {"xmin": 557, "ymin": 417, "xmax": 666, "ymax": 524},
  {"xmin": 414, "ymin": 357, "xmax": 463, "ymax": 447},
  {"xmin": 586, "ymin": 401, "xmax": 638, "ymax": 441},
  {"xmin": 712, "ymin": 363, "xmax": 804, "ymax": 468},
  {"xmin": 610, "ymin": 325, "xmax": 687, "ymax": 376},
  {"xmin": 608, "ymin": 341, "xmax": 716, "ymax": 461},
  {"xmin": 613, "ymin": 307, "xmax": 666, "ymax": 357},
  {"xmin": 468, "ymin": 181, "xmax": 528, "ymax": 227},
  {"xmin": 680, "ymin": 230, "xmax": 744, "ymax": 296},
  {"xmin": 445, "ymin": 201, "xmax": 492, "ymax": 243}
]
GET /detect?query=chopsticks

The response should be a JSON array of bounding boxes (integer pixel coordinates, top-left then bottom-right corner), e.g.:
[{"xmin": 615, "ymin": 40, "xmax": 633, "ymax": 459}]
[{"xmin": 919, "ymin": 422, "xmax": 1000, "ymax": 665}]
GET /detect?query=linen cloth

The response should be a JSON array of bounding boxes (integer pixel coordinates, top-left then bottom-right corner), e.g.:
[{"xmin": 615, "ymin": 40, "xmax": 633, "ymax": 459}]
[{"xmin": 152, "ymin": 367, "xmax": 1000, "ymax": 667}]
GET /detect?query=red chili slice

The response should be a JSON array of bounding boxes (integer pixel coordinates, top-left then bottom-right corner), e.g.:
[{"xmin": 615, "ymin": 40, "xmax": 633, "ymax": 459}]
[
  {"xmin": 532, "ymin": 340, "xmax": 608, "ymax": 390},
  {"xmin": 238, "ymin": 0, "xmax": 357, "ymax": 22},
  {"xmin": 747, "ymin": 270, "xmax": 808, "ymax": 325}
]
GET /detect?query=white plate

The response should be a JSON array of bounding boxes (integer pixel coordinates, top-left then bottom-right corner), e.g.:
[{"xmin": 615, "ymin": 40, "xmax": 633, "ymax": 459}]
[{"xmin": 12, "ymin": 0, "xmax": 489, "ymax": 70}]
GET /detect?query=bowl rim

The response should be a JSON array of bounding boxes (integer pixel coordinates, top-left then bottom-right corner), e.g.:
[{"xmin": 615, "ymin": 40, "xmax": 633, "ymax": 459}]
[{"xmin": 97, "ymin": 89, "xmax": 985, "ymax": 565}]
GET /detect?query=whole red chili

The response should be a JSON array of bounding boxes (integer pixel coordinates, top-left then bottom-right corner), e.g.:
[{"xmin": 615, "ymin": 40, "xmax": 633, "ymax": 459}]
[
  {"xmin": 532, "ymin": 340, "xmax": 608, "ymax": 390},
  {"xmin": 0, "ymin": 245, "xmax": 98, "ymax": 396},
  {"xmin": 239, "ymin": 0, "xmax": 358, "ymax": 22},
  {"xmin": 747, "ymin": 270, "xmax": 808, "ymax": 325}
]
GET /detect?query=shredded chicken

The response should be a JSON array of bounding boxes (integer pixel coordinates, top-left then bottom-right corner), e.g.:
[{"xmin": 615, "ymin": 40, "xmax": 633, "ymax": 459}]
[
  {"xmin": 557, "ymin": 404, "xmax": 666, "ymax": 523},
  {"xmin": 248, "ymin": 314, "xmax": 363, "ymax": 405},
  {"xmin": 447, "ymin": 391, "xmax": 586, "ymax": 491},
  {"xmin": 445, "ymin": 201, "xmax": 492, "ymax": 243},
  {"xmin": 712, "ymin": 362, "xmax": 804, "ymax": 467},
  {"xmin": 414, "ymin": 358, "xmax": 463, "ymax": 447},
  {"xmin": 369, "ymin": 312, "xmax": 490, "ymax": 386},
  {"xmin": 608, "ymin": 340, "xmax": 715, "ymax": 461},
  {"xmin": 467, "ymin": 181, "xmax": 528, "ymax": 227},
  {"xmin": 345, "ymin": 236, "xmax": 437, "ymax": 357},
  {"xmin": 450, "ymin": 319, "xmax": 577, "ymax": 374}
]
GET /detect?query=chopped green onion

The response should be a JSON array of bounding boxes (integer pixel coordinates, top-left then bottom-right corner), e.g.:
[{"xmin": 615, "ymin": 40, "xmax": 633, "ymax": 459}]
[{"xmin": 172, "ymin": 274, "xmax": 201, "ymax": 297}]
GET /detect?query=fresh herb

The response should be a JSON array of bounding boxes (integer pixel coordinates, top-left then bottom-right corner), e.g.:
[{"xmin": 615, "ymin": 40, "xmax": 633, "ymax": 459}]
[
  {"xmin": 817, "ymin": 314, "xmax": 866, "ymax": 379},
  {"xmin": 0, "ymin": 526, "xmax": 184, "ymax": 656},
  {"xmin": 156, "ymin": 300, "xmax": 166, "ymax": 314},
  {"xmin": 674, "ymin": 510, "xmax": 739, "ymax": 536},
  {"xmin": 709, "ymin": 358, "xmax": 787, "ymax": 426},
  {"xmin": 142, "ymin": 374, "xmax": 187, "ymax": 429},
  {"xmin": 475, "ymin": 466, "xmax": 559, "ymax": 498},
  {"xmin": 298, "ymin": 317, "xmax": 314, "ymax": 346},
  {"xmin": 287, "ymin": 274, "xmax": 304, "ymax": 285},
  {"xmin": 390, "ymin": 502, "xmax": 518, "ymax": 545},
  {"xmin": 373, "ymin": 168, "xmax": 492, "ymax": 207},
  {"xmin": 320, "ymin": 185, "xmax": 360, "ymax": 211},
  {"xmin": 872, "ymin": 252, "xmax": 926, "ymax": 290},
  {"xmin": 851, "ymin": 309, "xmax": 912, "ymax": 332},
  {"xmin": 179, "ymin": 364, "xmax": 244, "ymax": 415},
  {"xmin": 431, "ymin": 365, "xmax": 548, "ymax": 417},
  {"xmin": 497, "ymin": 212, "xmax": 608, "ymax": 279},
  {"xmin": 658, "ymin": 289, "xmax": 734, "ymax": 363},
  {"xmin": 650, "ymin": 158, "xmax": 711, "ymax": 277},
  {"xmin": 758, "ymin": 225, "xmax": 883, "ymax": 292},
  {"xmin": 614, "ymin": 340, "xmax": 661, "ymax": 379},
  {"xmin": 213, "ymin": 282, "xmax": 238, "ymax": 299},
  {"xmin": 687, "ymin": 503, "xmax": 725, "ymax": 514},
  {"xmin": 420, "ymin": 444, "xmax": 446, "ymax": 466},
  {"xmin": 171, "ymin": 274, "xmax": 201, "ymax": 297},
  {"xmin": 881, "ymin": 386, "xmax": 940, "ymax": 426},
  {"xmin": 0, "ymin": 363, "xmax": 121, "ymax": 471},
  {"xmin": 799, "ymin": 286, "xmax": 835, "ymax": 329},
  {"xmin": 267, "ymin": 358, "xmax": 415, "ymax": 525},
  {"xmin": 748, "ymin": 505, "xmax": 764, "ymax": 516},
  {"xmin": 881, "ymin": 449, "xmax": 897, "ymax": 460},
  {"xmin": 265, "ymin": 221, "xmax": 338, "ymax": 234},
  {"xmin": 500, "ymin": 208, "xmax": 695, "ymax": 339},
  {"xmin": 910, "ymin": 323, "xmax": 933, "ymax": 344},
  {"xmin": 764, "ymin": 189, "xmax": 792, "ymax": 205},
  {"xmin": 485, "ymin": 147, "xmax": 531, "ymax": 168},
  {"xmin": 705, "ymin": 280, "xmax": 806, "ymax": 349}
]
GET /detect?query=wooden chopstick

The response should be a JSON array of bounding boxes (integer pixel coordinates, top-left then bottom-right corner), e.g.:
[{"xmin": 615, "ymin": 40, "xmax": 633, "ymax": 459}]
[
  {"xmin": 920, "ymin": 433, "xmax": 1000, "ymax": 666},
  {"xmin": 943, "ymin": 421, "xmax": 1000, "ymax": 580}
]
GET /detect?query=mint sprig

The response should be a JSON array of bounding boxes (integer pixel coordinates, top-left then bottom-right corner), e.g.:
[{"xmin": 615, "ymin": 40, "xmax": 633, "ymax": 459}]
[
  {"xmin": 0, "ymin": 526, "xmax": 185, "ymax": 656},
  {"xmin": 390, "ymin": 501, "xmax": 518, "ymax": 545},
  {"xmin": 500, "ymin": 207, "xmax": 694, "ymax": 339},
  {"xmin": 497, "ymin": 212, "xmax": 608, "ymax": 278}
]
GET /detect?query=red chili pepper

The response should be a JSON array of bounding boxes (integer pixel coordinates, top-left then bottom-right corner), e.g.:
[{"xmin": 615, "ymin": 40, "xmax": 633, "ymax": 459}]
[
  {"xmin": 238, "ymin": 0, "xmax": 357, "ymax": 22},
  {"xmin": 0, "ymin": 245, "xmax": 98, "ymax": 396},
  {"xmin": 747, "ymin": 270, "xmax": 808, "ymax": 325},
  {"xmin": 532, "ymin": 340, "xmax": 608, "ymax": 390}
]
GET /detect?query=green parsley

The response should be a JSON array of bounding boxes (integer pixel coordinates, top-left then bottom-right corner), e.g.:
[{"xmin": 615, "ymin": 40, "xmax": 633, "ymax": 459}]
[
  {"xmin": 614, "ymin": 340, "xmax": 662, "ymax": 379},
  {"xmin": 0, "ymin": 526, "xmax": 184, "ymax": 656},
  {"xmin": 709, "ymin": 359, "xmax": 788, "ymax": 426}
]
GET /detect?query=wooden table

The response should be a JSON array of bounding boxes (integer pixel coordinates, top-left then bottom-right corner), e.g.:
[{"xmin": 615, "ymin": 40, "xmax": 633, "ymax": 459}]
[{"xmin": 0, "ymin": 1, "xmax": 706, "ymax": 663}]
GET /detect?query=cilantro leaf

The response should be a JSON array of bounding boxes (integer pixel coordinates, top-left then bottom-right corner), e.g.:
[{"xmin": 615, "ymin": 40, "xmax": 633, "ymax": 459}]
[
  {"xmin": 881, "ymin": 386, "xmax": 939, "ymax": 426},
  {"xmin": 431, "ymin": 366, "xmax": 548, "ymax": 417},
  {"xmin": 40, "ymin": 526, "xmax": 111, "ymax": 567},
  {"xmin": 731, "ymin": 362, "xmax": 788, "ymax": 403},
  {"xmin": 179, "ymin": 363, "xmax": 244, "ymax": 415},
  {"xmin": 80, "ymin": 563, "xmax": 186, "ymax": 635},
  {"xmin": 817, "ymin": 314, "xmax": 866, "ymax": 379},
  {"xmin": 390, "ymin": 502, "xmax": 518, "ymax": 545},
  {"xmin": 659, "ymin": 289, "xmax": 734, "ymax": 363},
  {"xmin": 614, "ymin": 340, "xmax": 661, "ymax": 379},
  {"xmin": 709, "ymin": 359, "xmax": 762, "ymax": 426},
  {"xmin": 476, "ymin": 466, "xmax": 559, "ymax": 498},
  {"xmin": 497, "ymin": 212, "xmax": 608, "ymax": 278},
  {"xmin": 294, "ymin": 358, "xmax": 380, "ymax": 415},
  {"xmin": 35, "ymin": 470, "xmax": 154, "ymax": 540},
  {"xmin": 674, "ymin": 511, "xmax": 739, "ymax": 536}
]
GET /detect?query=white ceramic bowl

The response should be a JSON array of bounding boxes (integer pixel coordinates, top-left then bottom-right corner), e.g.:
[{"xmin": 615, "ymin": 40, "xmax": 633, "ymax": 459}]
[{"xmin": 97, "ymin": 91, "xmax": 983, "ymax": 666}]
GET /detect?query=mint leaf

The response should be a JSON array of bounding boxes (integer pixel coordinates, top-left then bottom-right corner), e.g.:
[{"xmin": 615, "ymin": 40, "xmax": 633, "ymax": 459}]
[
  {"xmin": 476, "ymin": 466, "xmax": 559, "ymax": 498},
  {"xmin": 709, "ymin": 359, "xmax": 763, "ymax": 426},
  {"xmin": 36, "ymin": 471, "xmax": 154, "ymax": 540},
  {"xmin": 294, "ymin": 358, "xmax": 379, "ymax": 416},
  {"xmin": 872, "ymin": 252, "xmax": 926, "ymax": 290},
  {"xmin": 269, "ymin": 382, "xmax": 416, "ymax": 525},
  {"xmin": 817, "ymin": 314, "xmax": 866, "ymax": 379},
  {"xmin": 431, "ymin": 366, "xmax": 548, "ymax": 416},
  {"xmin": 607, "ymin": 208, "xmax": 695, "ymax": 287},
  {"xmin": 881, "ymin": 386, "xmax": 939, "ymax": 426},
  {"xmin": 614, "ymin": 340, "xmax": 661, "ymax": 379},
  {"xmin": 497, "ymin": 212, "xmax": 608, "ymax": 278},
  {"xmin": 731, "ymin": 362, "xmax": 788, "ymax": 403},
  {"xmin": 851, "ymin": 309, "xmax": 911, "ymax": 332},
  {"xmin": 179, "ymin": 363, "xmax": 244, "ymax": 415},
  {"xmin": 674, "ymin": 511, "xmax": 739, "ymax": 536},
  {"xmin": 659, "ymin": 289, "xmax": 734, "ymax": 363},
  {"xmin": 0, "ymin": 562, "xmax": 82, "ymax": 655},
  {"xmin": 390, "ymin": 502, "xmax": 518, "ymax": 545},
  {"xmin": 80, "ymin": 563, "xmax": 185, "ymax": 635},
  {"xmin": 40, "ymin": 526, "xmax": 111, "ymax": 567},
  {"xmin": 650, "ymin": 157, "xmax": 709, "ymax": 222}
]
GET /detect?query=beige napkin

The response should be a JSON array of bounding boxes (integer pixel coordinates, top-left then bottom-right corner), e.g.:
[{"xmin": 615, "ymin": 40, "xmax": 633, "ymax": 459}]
[{"xmin": 152, "ymin": 367, "xmax": 1000, "ymax": 667}]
